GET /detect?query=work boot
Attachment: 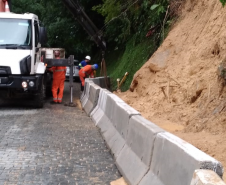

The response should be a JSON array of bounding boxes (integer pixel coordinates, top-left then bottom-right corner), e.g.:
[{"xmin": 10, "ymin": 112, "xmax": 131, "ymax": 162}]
[{"xmin": 81, "ymin": 86, "xmax": 84, "ymax": 91}]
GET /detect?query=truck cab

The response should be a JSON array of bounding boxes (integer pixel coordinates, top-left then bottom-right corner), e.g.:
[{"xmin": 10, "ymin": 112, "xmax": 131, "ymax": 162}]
[{"xmin": 0, "ymin": 12, "xmax": 48, "ymax": 108}]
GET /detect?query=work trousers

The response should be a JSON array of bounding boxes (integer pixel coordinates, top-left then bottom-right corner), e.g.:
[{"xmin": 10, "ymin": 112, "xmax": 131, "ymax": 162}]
[
  {"xmin": 79, "ymin": 73, "xmax": 86, "ymax": 91},
  {"xmin": 52, "ymin": 78, "xmax": 65, "ymax": 103},
  {"xmin": 79, "ymin": 77, "xmax": 86, "ymax": 91}
]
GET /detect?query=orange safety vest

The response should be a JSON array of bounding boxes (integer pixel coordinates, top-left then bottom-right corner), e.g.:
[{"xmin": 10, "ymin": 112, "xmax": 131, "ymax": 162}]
[
  {"xmin": 79, "ymin": 65, "xmax": 94, "ymax": 78},
  {"xmin": 49, "ymin": 66, "xmax": 66, "ymax": 80}
]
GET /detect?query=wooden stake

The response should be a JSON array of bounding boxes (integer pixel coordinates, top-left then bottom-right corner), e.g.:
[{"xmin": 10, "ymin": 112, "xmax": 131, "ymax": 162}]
[
  {"xmin": 207, "ymin": 83, "xmax": 210, "ymax": 101},
  {"xmin": 167, "ymin": 79, "xmax": 170, "ymax": 103},
  {"xmin": 161, "ymin": 87, "xmax": 167, "ymax": 98}
]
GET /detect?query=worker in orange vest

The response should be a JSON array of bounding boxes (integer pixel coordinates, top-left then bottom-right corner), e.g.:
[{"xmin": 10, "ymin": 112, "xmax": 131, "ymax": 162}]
[
  {"xmin": 49, "ymin": 50, "xmax": 66, "ymax": 104},
  {"xmin": 79, "ymin": 64, "xmax": 98, "ymax": 91}
]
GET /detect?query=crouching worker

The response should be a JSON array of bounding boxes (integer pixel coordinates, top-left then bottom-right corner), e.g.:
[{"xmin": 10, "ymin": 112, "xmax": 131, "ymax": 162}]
[
  {"xmin": 79, "ymin": 64, "xmax": 98, "ymax": 91},
  {"xmin": 49, "ymin": 50, "xmax": 66, "ymax": 104}
]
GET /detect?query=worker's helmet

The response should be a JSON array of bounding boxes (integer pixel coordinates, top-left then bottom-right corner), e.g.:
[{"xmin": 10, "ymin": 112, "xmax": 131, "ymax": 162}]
[
  {"xmin": 85, "ymin": 56, "xmax": 91, "ymax": 60},
  {"xmin": 93, "ymin": 64, "xmax": 98, "ymax": 70}
]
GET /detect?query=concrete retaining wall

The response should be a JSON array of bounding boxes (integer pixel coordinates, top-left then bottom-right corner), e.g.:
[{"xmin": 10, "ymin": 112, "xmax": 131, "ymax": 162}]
[
  {"xmin": 82, "ymin": 80, "xmax": 225, "ymax": 185},
  {"xmin": 96, "ymin": 93, "xmax": 140, "ymax": 159},
  {"xmin": 90, "ymin": 88, "xmax": 111, "ymax": 126},
  {"xmin": 80, "ymin": 78, "xmax": 93, "ymax": 104},
  {"xmin": 83, "ymin": 83, "xmax": 101, "ymax": 116},
  {"xmin": 139, "ymin": 132, "xmax": 223, "ymax": 185},
  {"xmin": 88, "ymin": 76, "xmax": 111, "ymax": 90},
  {"xmin": 116, "ymin": 115, "xmax": 165, "ymax": 185}
]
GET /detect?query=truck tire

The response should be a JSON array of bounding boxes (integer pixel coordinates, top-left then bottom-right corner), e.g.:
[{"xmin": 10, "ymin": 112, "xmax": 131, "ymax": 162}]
[
  {"xmin": 33, "ymin": 79, "xmax": 46, "ymax": 108},
  {"xmin": 45, "ymin": 72, "xmax": 53, "ymax": 97},
  {"xmin": 46, "ymin": 80, "xmax": 52, "ymax": 97}
]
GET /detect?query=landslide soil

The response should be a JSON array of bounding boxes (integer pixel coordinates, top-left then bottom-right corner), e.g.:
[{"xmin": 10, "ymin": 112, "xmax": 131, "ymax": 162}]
[{"xmin": 115, "ymin": 0, "xmax": 226, "ymax": 179}]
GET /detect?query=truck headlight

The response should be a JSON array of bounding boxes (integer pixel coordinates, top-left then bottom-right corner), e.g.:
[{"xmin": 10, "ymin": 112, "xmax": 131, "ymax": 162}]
[
  {"xmin": 29, "ymin": 81, "xmax": 34, "ymax": 87},
  {"xmin": 22, "ymin": 81, "xmax": 28, "ymax": 88}
]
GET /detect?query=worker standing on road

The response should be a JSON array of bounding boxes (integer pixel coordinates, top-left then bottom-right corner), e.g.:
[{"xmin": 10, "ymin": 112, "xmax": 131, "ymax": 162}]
[
  {"xmin": 49, "ymin": 50, "xmax": 66, "ymax": 104},
  {"xmin": 79, "ymin": 64, "xmax": 98, "ymax": 91},
  {"xmin": 78, "ymin": 55, "xmax": 91, "ymax": 70}
]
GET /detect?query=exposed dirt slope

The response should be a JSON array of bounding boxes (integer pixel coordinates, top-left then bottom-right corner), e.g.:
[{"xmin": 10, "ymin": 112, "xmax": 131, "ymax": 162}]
[{"xmin": 115, "ymin": 0, "xmax": 226, "ymax": 177}]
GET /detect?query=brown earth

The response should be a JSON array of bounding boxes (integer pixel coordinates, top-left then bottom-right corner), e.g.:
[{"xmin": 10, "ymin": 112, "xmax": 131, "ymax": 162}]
[
  {"xmin": 115, "ymin": 0, "xmax": 226, "ymax": 180},
  {"xmin": 111, "ymin": 177, "xmax": 128, "ymax": 185}
]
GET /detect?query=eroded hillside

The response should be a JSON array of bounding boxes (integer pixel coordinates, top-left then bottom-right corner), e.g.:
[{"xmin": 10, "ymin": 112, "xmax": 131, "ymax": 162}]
[{"xmin": 115, "ymin": 0, "xmax": 226, "ymax": 175}]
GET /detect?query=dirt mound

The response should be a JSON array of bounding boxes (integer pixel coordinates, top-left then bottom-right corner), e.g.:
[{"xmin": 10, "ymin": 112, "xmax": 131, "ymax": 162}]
[{"xmin": 115, "ymin": 0, "xmax": 226, "ymax": 176}]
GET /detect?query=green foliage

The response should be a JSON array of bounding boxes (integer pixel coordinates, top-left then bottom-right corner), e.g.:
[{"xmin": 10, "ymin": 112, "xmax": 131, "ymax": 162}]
[
  {"xmin": 95, "ymin": 0, "xmax": 172, "ymax": 91},
  {"xmin": 105, "ymin": 35, "xmax": 157, "ymax": 91},
  {"xmin": 220, "ymin": 0, "xmax": 226, "ymax": 6},
  {"xmin": 11, "ymin": 0, "xmax": 104, "ymax": 59},
  {"xmin": 92, "ymin": 0, "xmax": 121, "ymax": 22},
  {"xmin": 92, "ymin": 0, "xmax": 170, "ymax": 51},
  {"xmin": 151, "ymin": 4, "xmax": 165, "ymax": 15},
  {"xmin": 10, "ymin": 0, "xmax": 175, "ymax": 92}
]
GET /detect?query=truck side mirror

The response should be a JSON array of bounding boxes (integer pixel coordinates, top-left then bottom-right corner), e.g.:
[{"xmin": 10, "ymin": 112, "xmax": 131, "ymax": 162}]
[{"xmin": 39, "ymin": 27, "xmax": 48, "ymax": 45}]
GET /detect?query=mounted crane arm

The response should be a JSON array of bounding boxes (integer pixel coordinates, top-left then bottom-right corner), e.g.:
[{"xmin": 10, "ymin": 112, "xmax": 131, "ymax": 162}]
[{"xmin": 61, "ymin": 0, "xmax": 106, "ymax": 51}]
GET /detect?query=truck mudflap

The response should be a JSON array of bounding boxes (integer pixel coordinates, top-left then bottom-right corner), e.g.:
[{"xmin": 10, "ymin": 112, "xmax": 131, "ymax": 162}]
[{"xmin": 0, "ymin": 75, "xmax": 43, "ymax": 91}]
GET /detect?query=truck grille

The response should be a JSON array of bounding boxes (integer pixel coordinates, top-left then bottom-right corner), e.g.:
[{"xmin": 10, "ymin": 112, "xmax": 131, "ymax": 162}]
[
  {"xmin": 0, "ymin": 66, "xmax": 11, "ymax": 75},
  {"xmin": 0, "ymin": 77, "xmax": 9, "ymax": 84}
]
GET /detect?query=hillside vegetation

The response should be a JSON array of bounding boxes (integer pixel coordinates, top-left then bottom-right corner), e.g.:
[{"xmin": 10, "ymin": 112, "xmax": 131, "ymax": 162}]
[{"xmin": 12, "ymin": 0, "xmax": 180, "ymax": 88}]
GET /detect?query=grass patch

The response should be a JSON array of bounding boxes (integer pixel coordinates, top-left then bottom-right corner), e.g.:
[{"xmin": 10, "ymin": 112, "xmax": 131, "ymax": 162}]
[{"xmin": 104, "ymin": 36, "xmax": 157, "ymax": 92}]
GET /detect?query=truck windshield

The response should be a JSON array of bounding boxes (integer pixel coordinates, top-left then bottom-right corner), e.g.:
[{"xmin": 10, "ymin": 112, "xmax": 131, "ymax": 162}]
[{"xmin": 0, "ymin": 19, "xmax": 32, "ymax": 49}]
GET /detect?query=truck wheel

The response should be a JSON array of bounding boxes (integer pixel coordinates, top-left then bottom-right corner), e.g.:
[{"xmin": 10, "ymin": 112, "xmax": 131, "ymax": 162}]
[
  {"xmin": 46, "ymin": 81, "xmax": 52, "ymax": 97},
  {"xmin": 34, "ymin": 80, "xmax": 46, "ymax": 108},
  {"xmin": 45, "ymin": 72, "xmax": 53, "ymax": 97}
]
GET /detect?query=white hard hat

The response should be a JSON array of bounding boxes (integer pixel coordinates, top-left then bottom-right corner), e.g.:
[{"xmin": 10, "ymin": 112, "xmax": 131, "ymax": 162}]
[{"xmin": 85, "ymin": 56, "xmax": 91, "ymax": 60}]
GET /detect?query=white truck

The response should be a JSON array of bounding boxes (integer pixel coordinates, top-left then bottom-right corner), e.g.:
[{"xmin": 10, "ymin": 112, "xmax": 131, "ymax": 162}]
[
  {"xmin": 0, "ymin": 0, "xmax": 107, "ymax": 108},
  {"xmin": 0, "ymin": 2, "xmax": 50, "ymax": 108}
]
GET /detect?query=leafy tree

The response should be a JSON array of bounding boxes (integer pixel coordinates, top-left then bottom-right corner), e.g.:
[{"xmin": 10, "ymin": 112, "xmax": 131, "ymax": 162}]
[
  {"xmin": 92, "ymin": 0, "xmax": 170, "ymax": 50},
  {"xmin": 220, "ymin": 0, "xmax": 226, "ymax": 6},
  {"xmin": 11, "ymin": 0, "xmax": 104, "ymax": 59}
]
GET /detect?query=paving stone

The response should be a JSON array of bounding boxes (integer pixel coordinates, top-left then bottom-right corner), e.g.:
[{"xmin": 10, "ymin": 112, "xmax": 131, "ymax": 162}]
[{"xmin": 0, "ymin": 82, "xmax": 121, "ymax": 184}]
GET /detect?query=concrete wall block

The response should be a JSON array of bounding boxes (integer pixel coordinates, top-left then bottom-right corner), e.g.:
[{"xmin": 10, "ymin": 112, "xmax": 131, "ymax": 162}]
[
  {"xmin": 96, "ymin": 115, "xmax": 125, "ymax": 159},
  {"xmin": 90, "ymin": 89, "xmax": 111, "ymax": 125},
  {"xmin": 80, "ymin": 78, "xmax": 92, "ymax": 100},
  {"xmin": 93, "ymin": 92, "xmax": 123, "ymax": 134},
  {"xmin": 88, "ymin": 78, "xmax": 100, "ymax": 86},
  {"xmin": 88, "ymin": 77, "xmax": 110, "ymax": 90},
  {"xmin": 96, "ymin": 115, "xmax": 117, "ymax": 149},
  {"xmin": 83, "ymin": 83, "xmax": 101, "ymax": 116},
  {"xmin": 116, "ymin": 145, "xmax": 149, "ymax": 185},
  {"xmin": 97, "ymin": 115, "xmax": 126, "ymax": 160},
  {"xmin": 140, "ymin": 132, "xmax": 223, "ymax": 185},
  {"xmin": 190, "ymin": 169, "xmax": 226, "ymax": 185},
  {"xmin": 97, "ymin": 77, "xmax": 111, "ymax": 89},
  {"xmin": 126, "ymin": 116, "xmax": 165, "ymax": 166},
  {"xmin": 80, "ymin": 80, "xmax": 90, "ymax": 104},
  {"xmin": 92, "ymin": 92, "xmax": 127, "ymax": 159},
  {"xmin": 105, "ymin": 93, "xmax": 125, "ymax": 119},
  {"xmin": 112, "ymin": 102, "xmax": 140, "ymax": 139},
  {"xmin": 107, "ymin": 131, "xmax": 125, "ymax": 159},
  {"xmin": 116, "ymin": 116, "xmax": 165, "ymax": 185},
  {"xmin": 139, "ymin": 171, "xmax": 164, "ymax": 185},
  {"xmin": 81, "ymin": 81, "xmax": 93, "ymax": 107}
]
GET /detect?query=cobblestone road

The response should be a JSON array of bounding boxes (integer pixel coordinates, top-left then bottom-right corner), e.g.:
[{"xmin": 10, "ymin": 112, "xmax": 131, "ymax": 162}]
[{"xmin": 0, "ymin": 82, "xmax": 121, "ymax": 185}]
